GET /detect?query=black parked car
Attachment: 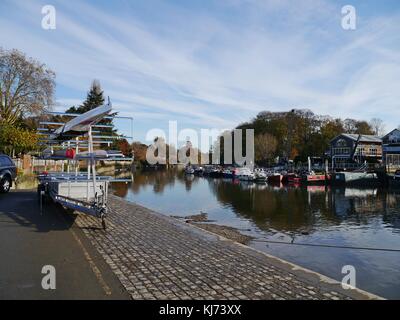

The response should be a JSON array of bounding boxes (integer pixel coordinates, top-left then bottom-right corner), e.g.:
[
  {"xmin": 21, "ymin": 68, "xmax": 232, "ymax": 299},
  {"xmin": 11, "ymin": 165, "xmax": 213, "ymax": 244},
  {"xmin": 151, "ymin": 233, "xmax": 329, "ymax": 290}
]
[{"xmin": 0, "ymin": 154, "xmax": 17, "ymax": 193}]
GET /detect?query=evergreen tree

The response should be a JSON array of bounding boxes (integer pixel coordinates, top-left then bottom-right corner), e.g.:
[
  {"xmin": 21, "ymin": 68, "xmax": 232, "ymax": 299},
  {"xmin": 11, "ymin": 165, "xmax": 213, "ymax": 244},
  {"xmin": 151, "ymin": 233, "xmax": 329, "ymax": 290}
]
[
  {"xmin": 66, "ymin": 80, "xmax": 118, "ymax": 148},
  {"xmin": 66, "ymin": 80, "xmax": 104, "ymax": 114}
]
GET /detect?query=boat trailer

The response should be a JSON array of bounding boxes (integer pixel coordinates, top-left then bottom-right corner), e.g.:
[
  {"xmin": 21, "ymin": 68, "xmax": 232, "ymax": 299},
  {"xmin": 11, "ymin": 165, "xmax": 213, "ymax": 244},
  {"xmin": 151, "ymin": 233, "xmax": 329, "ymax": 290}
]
[{"xmin": 36, "ymin": 99, "xmax": 133, "ymax": 229}]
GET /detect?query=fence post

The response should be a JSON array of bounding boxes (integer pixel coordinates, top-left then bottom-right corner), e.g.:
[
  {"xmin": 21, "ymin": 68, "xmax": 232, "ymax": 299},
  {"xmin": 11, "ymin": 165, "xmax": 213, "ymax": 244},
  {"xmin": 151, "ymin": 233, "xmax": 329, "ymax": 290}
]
[{"xmin": 22, "ymin": 154, "xmax": 32, "ymax": 175}]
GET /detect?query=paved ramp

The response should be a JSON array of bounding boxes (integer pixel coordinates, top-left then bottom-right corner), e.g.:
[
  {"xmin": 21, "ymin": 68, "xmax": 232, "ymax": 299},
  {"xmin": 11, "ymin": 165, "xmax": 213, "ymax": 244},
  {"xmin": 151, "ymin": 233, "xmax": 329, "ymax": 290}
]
[{"xmin": 75, "ymin": 195, "xmax": 381, "ymax": 300}]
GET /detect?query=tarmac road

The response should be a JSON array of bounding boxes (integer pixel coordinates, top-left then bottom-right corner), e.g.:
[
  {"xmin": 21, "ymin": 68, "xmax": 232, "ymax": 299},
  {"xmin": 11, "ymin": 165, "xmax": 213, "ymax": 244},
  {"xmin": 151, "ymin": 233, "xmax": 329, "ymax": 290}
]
[{"xmin": 0, "ymin": 190, "xmax": 129, "ymax": 300}]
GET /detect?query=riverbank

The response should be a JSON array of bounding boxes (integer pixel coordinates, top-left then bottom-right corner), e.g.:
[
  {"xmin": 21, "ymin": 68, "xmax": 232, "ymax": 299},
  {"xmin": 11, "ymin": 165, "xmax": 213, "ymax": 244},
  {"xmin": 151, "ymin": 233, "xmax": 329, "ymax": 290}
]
[
  {"xmin": 1, "ymin": 190, "xmax": 383, "ymax": 300},
  {"xmin": 75, "ymin": 194, "xmax": 380, "ymax": 300},
  {"xmin": 114, "ymin": 169, "xmax": 400, "ymax": 298}
]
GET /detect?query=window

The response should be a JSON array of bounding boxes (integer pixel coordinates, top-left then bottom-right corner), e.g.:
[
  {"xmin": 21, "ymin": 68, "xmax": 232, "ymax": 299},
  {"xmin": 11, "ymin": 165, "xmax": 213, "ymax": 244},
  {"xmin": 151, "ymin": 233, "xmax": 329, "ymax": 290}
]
[
  {"xmin": 0, "ymin": 157, "xmax": 7, "ymax": 166},
  {"xmin": 332, "ymin": 147, "xmax": 350, "ymax": 155},
  {"xmin": 388, "ymin": 132, "xmax": 400, "ymax": 143},
  {"xmin": 0, "ymin": 156, "xmax": 13, "ymax": 166},
  {"xmin": 336, "ymin": 139, "xmax": 348, "ymax": 147}
]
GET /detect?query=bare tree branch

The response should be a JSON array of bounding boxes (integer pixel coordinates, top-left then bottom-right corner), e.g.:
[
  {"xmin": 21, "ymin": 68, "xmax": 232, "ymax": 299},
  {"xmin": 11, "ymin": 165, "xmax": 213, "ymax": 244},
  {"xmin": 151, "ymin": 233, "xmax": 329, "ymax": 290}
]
[{"xmin": 0, "ymin": 47, "xmax": 55, "ymax": 125}]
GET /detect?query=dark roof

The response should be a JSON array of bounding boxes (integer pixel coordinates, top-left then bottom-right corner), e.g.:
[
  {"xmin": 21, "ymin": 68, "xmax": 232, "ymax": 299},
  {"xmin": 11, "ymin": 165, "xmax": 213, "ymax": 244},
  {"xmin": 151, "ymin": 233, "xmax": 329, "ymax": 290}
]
[
  {"xmin": 382, "ymin": 128, "xmax": 400, "ymax": 139},
  {"xmin": 331, "ymin": 134, "xmax": 382, "ymax": 143}
]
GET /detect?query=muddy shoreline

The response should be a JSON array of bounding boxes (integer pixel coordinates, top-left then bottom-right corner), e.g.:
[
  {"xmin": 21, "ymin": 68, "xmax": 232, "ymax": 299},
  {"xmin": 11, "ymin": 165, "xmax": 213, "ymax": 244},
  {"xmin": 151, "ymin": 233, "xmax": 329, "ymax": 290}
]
[{"xmin": 171, "ymin": 213, "xmax": 253, "ymax": 244}]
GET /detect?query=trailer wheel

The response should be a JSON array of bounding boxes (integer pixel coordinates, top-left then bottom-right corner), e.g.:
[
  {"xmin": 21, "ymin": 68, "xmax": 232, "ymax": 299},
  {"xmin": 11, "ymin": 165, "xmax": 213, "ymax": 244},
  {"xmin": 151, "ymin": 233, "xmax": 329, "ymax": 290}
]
[
  {"xmin": 37, "ymin": 186, "xmax": 43, "ymax": 207},
  {"xmin": 37, "ymin": 187, "xmax": 41, "ymax": 203},
  {"xmin": 37, "ymin": 185, "xmax": 48, "ymax": 205}
]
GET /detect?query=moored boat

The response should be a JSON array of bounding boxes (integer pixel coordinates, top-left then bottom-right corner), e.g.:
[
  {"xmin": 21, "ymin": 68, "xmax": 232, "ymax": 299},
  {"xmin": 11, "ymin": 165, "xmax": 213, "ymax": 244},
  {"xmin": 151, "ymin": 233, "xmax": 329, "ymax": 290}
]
[
  {"xmin": 268, "ymin": 173, "xmax": 283, "ymax": 184},
  {"xmin": 299, "ymin": 170, "xmax": 327, "ymax": 185},
  {"xmin": 288, "ymin": 175, "xmax": 301, "ymax": 184},
  {"xmin": 254, "ymin": 169, "xmax": 267, "ymax": 182},
  {"xmin": 235, "ymin": 167, "xmax": 255, "ymax": 181},
  {"xmin": 185, "ymin": 166, "xmax": 195, "ymax": 174},
  {"xmin": 332, "ymin": 171, "xmax": 379, "ymax": 186},
  {"xmin": 203, "ymin": 165, "xmax": 213, "ymax": 176},
  {"xmin": 302, "ymin": 173, "xmax": 326, "ymax": 184},
  {"xmin": 210, "ymin": 167, "xmax": 222, "ymax": 178},
  {"xmin": 193, "ymin": 166, "xmax": 204, "ymax": 175},
  {"xmin": 282, "ymin": 172, "xmax": 296, "ymax": 184},
  {"xmin": 222, "ymin": 168, "xmax": 234, "ymax": 178},
  {"xmin": 203, "ymin": 165, "xmax": 222, "ymax": 177}
]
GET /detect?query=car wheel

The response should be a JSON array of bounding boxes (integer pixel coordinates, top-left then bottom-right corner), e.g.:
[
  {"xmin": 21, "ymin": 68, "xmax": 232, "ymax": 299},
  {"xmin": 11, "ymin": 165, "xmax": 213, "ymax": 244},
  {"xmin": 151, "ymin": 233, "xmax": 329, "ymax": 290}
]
[{"xmin": 0, "ymin": 176, "xmax": 12, "ymax": 193}]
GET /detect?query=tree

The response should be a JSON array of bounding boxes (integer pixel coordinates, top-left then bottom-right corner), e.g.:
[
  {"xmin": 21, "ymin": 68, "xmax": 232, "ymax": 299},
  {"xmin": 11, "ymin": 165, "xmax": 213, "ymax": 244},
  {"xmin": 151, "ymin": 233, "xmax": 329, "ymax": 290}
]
[
  {"xmin": 0, "ymin": 48, "xmax": 55, "ymax": 125},
  {"xmin": 254, "ymin": 133, "xmax": 278, "ymax": 164},
  {"xmin": 369, "ymin": 118, "xmax": 385, "ymax": 136},
  {"xmin": 66, "ymin": 80, "xmax": 104, "ymax": 114},
  {"xmin": 131, "ymin": 142, "xmax": 148, "ymax": 165},
  {"xmin": 0, "ymin": 122, "xmax": 38, "ymax": 156},
  {"xmin": 235, "ymin": 109, "xmax": 382, "ymax": 163},
  {"xmin": 343, "ymin": 118, "xmax": 374, "ymax": 135},
  {"xmin": 66, "ymin": 80, "xmax": 119, "ymax": 144},
  {"xmin": 307, "ymin": 118, "xmax": 344, "ymax": 157},
  {"xmin": 113, "ymin": 138, "xmax": 131, "ymax": 156},
  {"xmin": 354, "ymin": 121, "xmax": 374, "ymax": 135},
  {"xmin": 343, "ymin": 118, "xmax": 357, "ymax": 133}
]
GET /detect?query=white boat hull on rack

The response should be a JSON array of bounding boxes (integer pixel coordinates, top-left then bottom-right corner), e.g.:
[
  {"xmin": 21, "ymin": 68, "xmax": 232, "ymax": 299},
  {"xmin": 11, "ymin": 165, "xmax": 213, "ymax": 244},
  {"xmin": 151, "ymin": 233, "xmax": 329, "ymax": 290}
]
[
  {"xmin": 37, "ymin": 96, "xmax": 134, "ymax": 230},
  {"xmin": 49, "ymin": 101, "xmax": 112, "ymax": 141}
]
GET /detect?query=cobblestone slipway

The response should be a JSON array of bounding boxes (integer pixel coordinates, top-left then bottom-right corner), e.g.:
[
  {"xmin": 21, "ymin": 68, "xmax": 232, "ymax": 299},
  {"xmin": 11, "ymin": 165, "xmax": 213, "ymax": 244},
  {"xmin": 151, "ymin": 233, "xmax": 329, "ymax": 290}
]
[{"xmin": 75, "ymin": 195, "xmax": 381, "ymax": 300}]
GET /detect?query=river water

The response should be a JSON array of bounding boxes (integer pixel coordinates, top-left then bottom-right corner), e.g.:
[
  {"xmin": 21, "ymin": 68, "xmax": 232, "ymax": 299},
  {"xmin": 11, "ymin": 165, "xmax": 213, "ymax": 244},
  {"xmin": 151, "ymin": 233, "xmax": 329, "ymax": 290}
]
[{"xmin": 112, "ymin": 169, "xmax": 400, "ymax": 299}]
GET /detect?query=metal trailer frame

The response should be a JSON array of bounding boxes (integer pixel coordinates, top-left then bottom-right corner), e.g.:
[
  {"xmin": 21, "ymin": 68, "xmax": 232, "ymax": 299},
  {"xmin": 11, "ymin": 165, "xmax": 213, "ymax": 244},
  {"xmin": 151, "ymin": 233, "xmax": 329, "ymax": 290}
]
[
  {"xmin": 37, "ymin": 102, "xmax": 133, "ymax": 229},
  {"xmin": 37, "ymin": 170, "xmax": 111, "ymax": 226}
]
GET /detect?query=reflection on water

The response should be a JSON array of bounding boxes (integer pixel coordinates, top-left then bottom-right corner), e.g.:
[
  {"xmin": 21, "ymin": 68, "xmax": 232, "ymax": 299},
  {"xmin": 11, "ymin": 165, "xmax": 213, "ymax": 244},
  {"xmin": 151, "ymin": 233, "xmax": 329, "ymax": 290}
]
[{"xmin": 112, "ymin": 169, "xmax": 400, "ymax": 299}]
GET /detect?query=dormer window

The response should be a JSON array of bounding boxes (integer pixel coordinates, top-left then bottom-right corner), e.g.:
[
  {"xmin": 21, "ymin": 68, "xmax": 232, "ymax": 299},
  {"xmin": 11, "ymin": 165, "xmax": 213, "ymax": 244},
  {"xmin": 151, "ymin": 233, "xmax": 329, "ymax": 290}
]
[{"xmin": 336, "ymin": 138, "xmax": 347, "ymax": 147}]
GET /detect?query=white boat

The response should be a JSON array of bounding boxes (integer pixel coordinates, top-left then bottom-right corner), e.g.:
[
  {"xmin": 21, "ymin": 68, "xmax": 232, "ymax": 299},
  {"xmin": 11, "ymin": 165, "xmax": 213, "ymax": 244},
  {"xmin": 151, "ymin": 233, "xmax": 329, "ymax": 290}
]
[
  {"xmin": 254, "ymin": 170, "xmax": 267, "ymax": 182},
  {"xmin": 185, "ymin": 166, "xmax": 195, "ymax": 174},
  {"xmin": 235, "ymin": 167, "xmax": 255, "ymax": 181},
  {"xmin": 49, "ymin": 100, "xmax": 112, "ymax": 140}
]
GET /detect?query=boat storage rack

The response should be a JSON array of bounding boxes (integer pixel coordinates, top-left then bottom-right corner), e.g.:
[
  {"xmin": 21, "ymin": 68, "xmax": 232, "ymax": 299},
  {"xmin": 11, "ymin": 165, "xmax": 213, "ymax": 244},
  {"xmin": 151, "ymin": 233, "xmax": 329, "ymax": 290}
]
[{"xmin": 36, "ymin": 99, "xmax": 133, "ymax": 229}]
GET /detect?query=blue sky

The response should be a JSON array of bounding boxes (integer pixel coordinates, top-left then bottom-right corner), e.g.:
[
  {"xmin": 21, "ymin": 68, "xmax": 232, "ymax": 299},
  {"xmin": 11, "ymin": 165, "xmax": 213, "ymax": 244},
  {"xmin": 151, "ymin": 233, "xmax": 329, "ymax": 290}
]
[{"xmin": 1, "ymin": 0, "xmax": 399, "ymax": 145}]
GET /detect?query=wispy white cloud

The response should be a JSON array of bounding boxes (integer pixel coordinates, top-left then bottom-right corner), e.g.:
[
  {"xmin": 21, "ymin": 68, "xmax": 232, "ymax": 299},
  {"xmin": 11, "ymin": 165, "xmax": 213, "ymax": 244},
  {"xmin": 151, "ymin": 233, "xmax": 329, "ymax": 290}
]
[{"xmin": 1, "ymin": 0, "xmax": 400, "ymax": 142}]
